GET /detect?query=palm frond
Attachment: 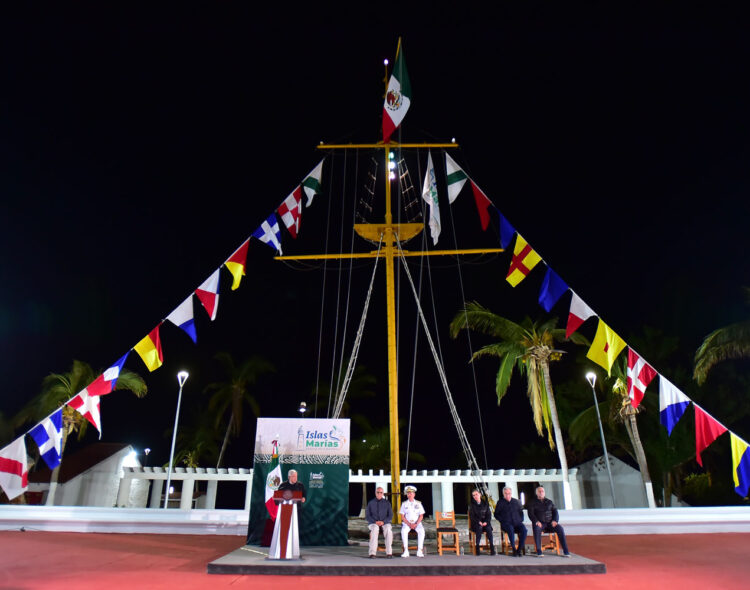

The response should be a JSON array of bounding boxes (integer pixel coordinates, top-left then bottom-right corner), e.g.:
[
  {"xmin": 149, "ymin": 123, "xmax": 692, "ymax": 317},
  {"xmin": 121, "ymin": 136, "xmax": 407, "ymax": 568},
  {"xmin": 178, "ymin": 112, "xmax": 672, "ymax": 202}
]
[{"xmin": 693, "ymin": 320, "xmax": 750, "ymax": 384}]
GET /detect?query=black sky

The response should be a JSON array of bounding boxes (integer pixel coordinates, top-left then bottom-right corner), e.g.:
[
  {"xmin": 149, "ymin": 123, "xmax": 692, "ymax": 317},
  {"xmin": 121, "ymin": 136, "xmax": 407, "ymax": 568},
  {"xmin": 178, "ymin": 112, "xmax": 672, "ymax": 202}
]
[{"xmin": 2, "ymin": 5, "xmax": 750, "ymax": 469}]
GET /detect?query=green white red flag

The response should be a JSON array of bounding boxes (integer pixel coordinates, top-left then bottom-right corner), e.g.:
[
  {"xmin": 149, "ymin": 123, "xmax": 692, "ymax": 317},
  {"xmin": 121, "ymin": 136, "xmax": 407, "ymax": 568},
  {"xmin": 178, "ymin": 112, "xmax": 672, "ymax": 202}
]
[
  {"xmin": 382, "ymin": 39, "xmax": 411, "ymax": 143},
  {"xmin": 264, "ymin": 439, "xmax": 282, "ymax": 519}
]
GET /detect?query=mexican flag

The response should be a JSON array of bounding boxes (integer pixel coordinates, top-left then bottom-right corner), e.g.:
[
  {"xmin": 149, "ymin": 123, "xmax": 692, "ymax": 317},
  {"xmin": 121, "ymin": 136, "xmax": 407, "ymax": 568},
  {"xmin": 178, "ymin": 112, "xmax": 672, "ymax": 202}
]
[
  {"xmin": 302, "ymin": 160, "xmax": 324, "ymax": 207},
  {"xmin": 264, "ymin": 440, "xmax": 282, "ymax": 519},
  {"xmin": 382, "ymin": 39, "xmax": 411, "ymax": 143}
]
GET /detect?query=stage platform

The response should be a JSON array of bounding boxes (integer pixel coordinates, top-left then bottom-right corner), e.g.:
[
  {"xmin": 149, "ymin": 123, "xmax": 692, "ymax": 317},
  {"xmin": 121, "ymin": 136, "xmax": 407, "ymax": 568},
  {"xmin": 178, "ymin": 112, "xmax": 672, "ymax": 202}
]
[{"xmin": 207, "ymin": 543, "xmax": 606, "ymax": 576}]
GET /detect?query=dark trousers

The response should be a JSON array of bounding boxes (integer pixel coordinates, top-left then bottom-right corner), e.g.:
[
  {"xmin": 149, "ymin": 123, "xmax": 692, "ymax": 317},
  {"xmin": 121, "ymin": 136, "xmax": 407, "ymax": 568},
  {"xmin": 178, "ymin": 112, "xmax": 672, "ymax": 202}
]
[
  {"xmin": 471, "ymin": 523, "xmax": 494, "ymax": 552},
  {"xmin": 533, "ymin": 522, "xmax": 569, "ymax": 555},
  {"xmin": 502, "ymin": 523, "xmax": 527, "ymax": 553}
]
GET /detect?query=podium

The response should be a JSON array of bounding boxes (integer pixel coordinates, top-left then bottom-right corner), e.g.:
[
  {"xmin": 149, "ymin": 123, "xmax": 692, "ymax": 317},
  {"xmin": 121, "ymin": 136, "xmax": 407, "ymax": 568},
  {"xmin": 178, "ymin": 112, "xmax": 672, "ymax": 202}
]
[{"xmin": 268, "ymin": 489, "xmax": 303, "ymax": 560}]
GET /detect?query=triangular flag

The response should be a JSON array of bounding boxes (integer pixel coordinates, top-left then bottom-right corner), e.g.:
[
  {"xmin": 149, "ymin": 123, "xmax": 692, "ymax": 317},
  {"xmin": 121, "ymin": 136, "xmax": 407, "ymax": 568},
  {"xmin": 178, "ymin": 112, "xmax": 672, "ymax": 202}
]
[
  {"xmin": 252, "ymin": 214, "xmax": 283, "ymax": 254},
  {"xmin": 29, "ymin": 408, "xmax": 63, "ymax": 470},
  {"xmin": 538, "ymin": 268, "xmax": 569, "ymax": 312},
  {"xmin": 225, "ymin": 239, "xmax": 249, "ymax": 291},
  {"xmin": 506, "ymin": 234, "xmax": 542, "ymax": 287},
  {"xmin": 730, "ymin": 434, "xmax": 750, "ymax": 497},
  {"xmin": 195, "ymin": 269, "xmax": 220, "ymax": 321},
  {"xmin": 166, "ymin": 296, "xmax": 197, "ymax": 343},
  {"xmin": 134, "ymin": 325, "xmax": 164, "ymax": 372},
  {"xmin": 86, "ymin": 352, "xmax": 130, "ymax": 397},
  {"xmin": 0, "ymin": 437, "xmax": 28, "ymax": 500},
  {"xmin": 469, "ymin": 181, "xmax": 492, "ymax": 230},
  {"xmin": 382, "ymin": 39, "xmax": 412, "ymax": 142},
  {"xmin": 67, "ymin": 389, "xmax": 102, "ymax": 437},
  {"xmin": 495, "ymin": 208, "xmax": 516, "ymax": 249},
  {"xmin": 586, "ymin": 319, "xmax": 626, "ymax": 375},
  {"xmin": 278, "ymin": 187, "xmax": 303, "ymax": 239},
  {"xmin": 566, "ymin": 291, "xmax": 596, "ymax": 338},
  {"xmin": 695, "ymin": 406, "xmax": 727, "ymax": 467},
  {"xmin": 445, "ymin": 153, "xmax": 467, "ymax": 203},
  {"xmin": 302, "ymin": 160, "xmax": 324, "ymax": 207},
  {"xmin": 626, "ymin": 348, "xmax": 658, "ymax": 409},
  {"xmin": 421, "ymin": 152, "xmax": 440, "ymax": 244},
  {"xmin": 659, "ymin": 375, "xmax": 691, "ymax": 435}
]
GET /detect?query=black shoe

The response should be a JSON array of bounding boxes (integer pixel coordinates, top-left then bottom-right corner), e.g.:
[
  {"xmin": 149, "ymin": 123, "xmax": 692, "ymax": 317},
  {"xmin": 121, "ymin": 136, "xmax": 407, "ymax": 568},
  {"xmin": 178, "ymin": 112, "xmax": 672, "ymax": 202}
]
[
  {"xmin": 490, "ymin": 550, "xmax": 497, "ymax": 556},
  {"xmin": 386, "ymin": 554, "xmax": 393, "ymax": 559},
  {"xmin": 369, "ymin": 554, "xmax": 376, "ymax": 559}
]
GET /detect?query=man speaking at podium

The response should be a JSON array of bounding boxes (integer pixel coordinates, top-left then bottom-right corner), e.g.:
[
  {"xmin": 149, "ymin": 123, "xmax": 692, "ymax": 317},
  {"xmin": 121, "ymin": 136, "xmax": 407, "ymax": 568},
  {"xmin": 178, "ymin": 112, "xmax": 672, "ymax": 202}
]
[{"xmin": 278, "ymin": 469, "xmax": 306, "ymax": 503}]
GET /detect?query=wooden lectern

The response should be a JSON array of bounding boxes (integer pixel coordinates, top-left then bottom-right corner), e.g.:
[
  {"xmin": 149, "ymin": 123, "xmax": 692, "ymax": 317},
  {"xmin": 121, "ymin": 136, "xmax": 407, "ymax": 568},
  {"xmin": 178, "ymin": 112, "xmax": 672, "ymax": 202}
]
[{"xmin": 267, "ymin": 489, "xmax": 303, "ymax": 560}]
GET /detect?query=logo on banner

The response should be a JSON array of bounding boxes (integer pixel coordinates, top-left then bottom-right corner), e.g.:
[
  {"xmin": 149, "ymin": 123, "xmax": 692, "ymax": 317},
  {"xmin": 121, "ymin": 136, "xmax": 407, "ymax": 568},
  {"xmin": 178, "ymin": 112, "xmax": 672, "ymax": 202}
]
[
  {"xmin": 309, "ymin": 472, "xmax": 325, "ymax": 489},
  {"xmin": 297, "ymin": 424, "xmax": 348, "ymax": 450}
]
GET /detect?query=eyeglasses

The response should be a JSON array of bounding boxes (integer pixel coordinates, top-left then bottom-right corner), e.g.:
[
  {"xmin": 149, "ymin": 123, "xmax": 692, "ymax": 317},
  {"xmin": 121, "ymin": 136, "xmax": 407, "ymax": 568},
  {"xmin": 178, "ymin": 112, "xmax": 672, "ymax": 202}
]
[{"xmin": 375, "ymin": 491, "xmax": 384, "ymax": 494}]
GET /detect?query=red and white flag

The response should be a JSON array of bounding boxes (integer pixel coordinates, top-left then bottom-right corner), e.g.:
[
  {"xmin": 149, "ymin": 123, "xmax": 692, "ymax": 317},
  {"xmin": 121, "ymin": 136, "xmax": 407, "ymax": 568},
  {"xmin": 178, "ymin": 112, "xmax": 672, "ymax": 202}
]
[
  {"xmin": 627, "ymin": 348, "xmax": 658, "ymax": 409},
  {"xmin": 0, "ymin": 437, "xmax": 28, "ymax": 500},
  {"xmin": 566, "ymin": 292, "xmax": 596, "ymax": 338},
  {"xmin": 264, "ymin": 439, "xmax": 282, "ymax": 519},
  {"xmin": 278, "ymin": 187, "xmax": 303, "ymax": 238},
  {"xmin": 195, "ymin": 269, "xmax": 220, "ymax": 321},
  {"xmin": 68, "ymin": 389, "xmax": 102, "ymax": 436}
]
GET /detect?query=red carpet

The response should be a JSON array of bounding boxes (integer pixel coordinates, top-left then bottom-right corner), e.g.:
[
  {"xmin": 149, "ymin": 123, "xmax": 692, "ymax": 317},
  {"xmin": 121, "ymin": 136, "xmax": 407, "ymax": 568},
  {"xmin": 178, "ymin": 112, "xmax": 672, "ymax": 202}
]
[{"xmin": 0, "ymin": 531, "xmax": 746, "ymax": 589}]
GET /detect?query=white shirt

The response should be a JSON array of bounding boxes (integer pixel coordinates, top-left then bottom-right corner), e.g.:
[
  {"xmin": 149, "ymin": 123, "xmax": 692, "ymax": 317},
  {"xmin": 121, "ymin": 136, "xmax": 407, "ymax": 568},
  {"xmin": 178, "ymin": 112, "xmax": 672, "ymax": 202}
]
[{"xmin": 400, "ymin": 499, "xmax": 425, "ymax": 524}]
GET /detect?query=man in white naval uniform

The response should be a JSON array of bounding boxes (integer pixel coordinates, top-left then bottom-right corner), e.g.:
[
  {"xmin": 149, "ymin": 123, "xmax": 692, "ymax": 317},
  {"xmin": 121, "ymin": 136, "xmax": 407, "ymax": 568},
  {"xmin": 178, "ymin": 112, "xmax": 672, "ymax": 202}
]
[{"xmin": 399, "ymin": 485, "xmax": 425, "ymax": 557}]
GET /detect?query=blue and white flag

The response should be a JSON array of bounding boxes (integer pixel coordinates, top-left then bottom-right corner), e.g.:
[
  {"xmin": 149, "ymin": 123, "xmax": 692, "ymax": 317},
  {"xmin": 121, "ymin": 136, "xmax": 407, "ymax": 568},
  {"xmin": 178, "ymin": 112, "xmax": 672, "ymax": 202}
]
[
  {"xmin": 252, "ymin": 214, "xmax": 283, "ymax": 254},
  {"xmin": 659, "ymin": 375, "xmax": 691, "ymax": 436},
  {"xmin": 166, "ymin": 295, "xmax": 197, "ymax": 343},
  {"xmin": 29, "ymin": 408, "xmax": 63, "ymax": 470}
]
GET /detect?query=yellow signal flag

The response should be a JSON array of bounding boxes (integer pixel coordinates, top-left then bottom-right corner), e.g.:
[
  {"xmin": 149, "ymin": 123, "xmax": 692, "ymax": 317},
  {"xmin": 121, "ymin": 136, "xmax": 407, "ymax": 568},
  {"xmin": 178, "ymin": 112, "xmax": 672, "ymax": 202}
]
[
  {"xmin": 506, "ymin": 234, "xmax": 542, "ymax": 287},
  {"xmin": 586, "ymin": 319, "xmax": 626, "ymax": 375},
  {"xmin": 225, "ymin": 239, "xmax": 249, "ymax": 291},
  {"xmin": 134, "ymin": 325, "xmax": 164, "ymax": 372}
]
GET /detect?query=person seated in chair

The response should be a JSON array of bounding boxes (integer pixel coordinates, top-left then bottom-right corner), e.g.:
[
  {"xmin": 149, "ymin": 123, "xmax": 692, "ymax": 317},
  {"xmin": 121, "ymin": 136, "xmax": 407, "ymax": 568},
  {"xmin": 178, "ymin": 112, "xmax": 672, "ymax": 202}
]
[
  {"xmin": 494, "ymin": 486, "xmax": 527, "ymax": 557},
  {"xmin": 469, "ymin": 489, "xmax": 496, "ymax": 555},
  {"xmin": 528, "ymin": 485, "xmax": 571, "ymax": 557},
  {"xmin": 399, "ymin": 485, "xmax": 425, "ymax": 558},
  {"xmin": 366, "ymin": 487, "xmax": 393, "ymax": 558}
]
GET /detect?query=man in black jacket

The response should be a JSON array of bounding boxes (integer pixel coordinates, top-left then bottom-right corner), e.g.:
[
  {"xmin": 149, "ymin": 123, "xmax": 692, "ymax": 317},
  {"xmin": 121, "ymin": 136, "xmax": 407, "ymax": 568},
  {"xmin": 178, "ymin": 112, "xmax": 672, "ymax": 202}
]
[
  {"xmin": 469, "ymin": 489, "xmax": 496, "ymax": 555},
  {"xmin": 365, "ymin": 487, "xmax": 393, "ymax": 558},
  {"xmin": 528, "ymin": 486, "xmax": 571, "ymax": 557},
  {"xmin": 493, "ymin": 486, "xmax": 527, "ymax": 556}
]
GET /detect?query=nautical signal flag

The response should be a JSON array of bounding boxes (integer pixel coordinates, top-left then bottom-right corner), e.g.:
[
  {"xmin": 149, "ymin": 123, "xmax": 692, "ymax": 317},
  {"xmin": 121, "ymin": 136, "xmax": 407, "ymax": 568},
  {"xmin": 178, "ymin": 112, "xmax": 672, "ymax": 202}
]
[
  {"xmin": 659, "ymin": 375, "xmax": 691, "ymax": 436},
  {"xmin": 134, "ymin": 324, "xmax": 164, "ymax": 372},
  {"xmin": 495, "ymin": 208, "xmax": 516, "ymax": 249},
  {"xmin": 506, "ymin": 234, "xmax": 542, "ymax": 287},
  {"xmin": 694, "ymin": 405, "xmax": 727, "ymax": 467},
  {"xmin": 278, "ymin": 187, "xmax": 303, "ymax": 239},
  {"xmin": 586, "ymin": 319, "xmax": 626, "ymax": 375},
  {"xmin": 166, "ymin": 295, "xmax": 197, "ymax": 343},
  {"xmin": 382, "ymin": 39, "xmax": 411, "ymax": 143},
  {"xmin": 566, "ymin": 292, "xmax": 596, "ymax": 338},
  {"xmin": 302, "ymin": 160, "xmax": 324, "ymax": 207},
  {"xmin": 29, "ymin": 408, "xmax": 63, "ymax": 470},
  {"xmin": 445, "ymin": 153, "xmax": 468, "ymax": 203},
  {"xmin": 67, "ymin": 389, "xmax": 102, "ymax": 436},
  {"xmin": 225, "ymin": 239, "xmax": 249, "ymax": 291},
  {"xmin": 252, "ymin": 214, "xmax": 283, "ymax": 254},
  {"xmin": 538, "ymin": 268, "xmax": 569, "ymax": 312},
  {"xmin": 0, "ymin": 437, "xmax": 28, "ymax": 500},
  {"xmin": 86, "ymin": 352, "xmax": 130, "ymax": 397},
  {"xmin": 195, "ymin": 269, "xmax": 220, "ymax": 321},
  {"xmin": 626, "ymin": 348, "xmax": 658, "ymax": 409},
  {"xmin": 470, "ymin": 181, "xmax": 492, "ymax": 231},
  {"xmin": 730, "ymin": 434, "xmax": 750, "ymax": 497}
]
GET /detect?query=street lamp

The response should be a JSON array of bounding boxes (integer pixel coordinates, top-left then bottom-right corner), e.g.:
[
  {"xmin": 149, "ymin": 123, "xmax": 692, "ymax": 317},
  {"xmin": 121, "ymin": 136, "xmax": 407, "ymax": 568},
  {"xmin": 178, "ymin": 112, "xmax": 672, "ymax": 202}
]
[
  {"xmin": 586, "ymin": 372, "xmax": 617, "ymax": 508},
  {"xmin": 144, "ymin": 448, "xmax": 151, "ymax": 467},
  {"xmin": 164, "ymin": 370, "xmax": 189, "ymax": 509},
  {"xmin": 298, "ymin": 401, "xmax": 307, "ymax": 417}
]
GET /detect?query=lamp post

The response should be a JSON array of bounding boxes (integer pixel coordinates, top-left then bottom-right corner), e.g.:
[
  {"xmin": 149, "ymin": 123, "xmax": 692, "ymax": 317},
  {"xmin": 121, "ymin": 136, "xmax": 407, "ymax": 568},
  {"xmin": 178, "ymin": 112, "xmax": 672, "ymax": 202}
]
[
  {"xmin": 164, "ymin": 370, "xmax": 189, "ymax": 509},
  {"xmin": 298, "ymin": 401, "xmax": 307, "ymax": 417},
  {"xmin": 144, "ymin": 447, "xmax": 151, "ymax": 467},
  {"xmin": 586, "ymin": 372, "xmax": 617, "ymax": 507}
]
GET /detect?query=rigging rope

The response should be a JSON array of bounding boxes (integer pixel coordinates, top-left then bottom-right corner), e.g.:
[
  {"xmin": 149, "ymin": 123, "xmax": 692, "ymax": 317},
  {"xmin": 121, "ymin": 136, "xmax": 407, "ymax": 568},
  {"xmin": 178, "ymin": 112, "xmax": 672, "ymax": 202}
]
[
  {"xmin": 331, "ymin": 236, "xmax": 384, "ymax": 419},
  {"xmin": 395, "ymin": 234, "xmax": 490, "ymax": 498}
]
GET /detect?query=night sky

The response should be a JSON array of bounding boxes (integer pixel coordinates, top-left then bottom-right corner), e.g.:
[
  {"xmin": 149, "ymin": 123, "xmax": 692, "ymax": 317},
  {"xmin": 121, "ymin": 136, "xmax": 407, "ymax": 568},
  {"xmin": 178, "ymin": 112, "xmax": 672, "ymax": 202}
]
[{"xmin": 2, "ymin": 6, "xmax": 749, "ymax": 472}]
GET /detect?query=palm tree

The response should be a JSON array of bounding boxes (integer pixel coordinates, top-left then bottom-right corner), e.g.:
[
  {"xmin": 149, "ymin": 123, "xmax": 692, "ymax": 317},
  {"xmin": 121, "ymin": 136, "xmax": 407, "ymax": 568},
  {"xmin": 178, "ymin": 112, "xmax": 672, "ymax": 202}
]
[
  {"xmin": 694, "ymin": 287, "xmax": 750, "ymax": 384},
  {"xmin": 14, "ymin": 359, "xmax": 147, "ymax": 504},
  {"xmin": 449, "ymin": 302, "xmax": 588, "ymax": 501},
  {"xmin": 204, "ymin": 352, "xmax": 275, "ymax": 468}
]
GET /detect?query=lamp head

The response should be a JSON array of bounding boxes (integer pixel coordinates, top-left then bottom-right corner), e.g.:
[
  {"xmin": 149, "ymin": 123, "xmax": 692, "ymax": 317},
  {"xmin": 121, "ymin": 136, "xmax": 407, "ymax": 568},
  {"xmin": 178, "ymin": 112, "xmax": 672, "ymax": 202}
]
[
  {"xmin": 177, "ymin": 371, "xmax": 189, "ymax": 387},
  {"xmin": 586, "ymin": 372, "xmax": 597, "ymax": 387},
  {"xmin": 298, "ymin": 401, "xmax": 307, "ymax": 415}
]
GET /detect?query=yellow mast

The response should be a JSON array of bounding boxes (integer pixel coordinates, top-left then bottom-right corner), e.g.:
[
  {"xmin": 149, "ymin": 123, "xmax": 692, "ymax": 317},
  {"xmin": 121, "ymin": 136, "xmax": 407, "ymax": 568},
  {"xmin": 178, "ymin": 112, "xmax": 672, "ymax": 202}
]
[{"xmin": 276, "ymin": 49, "xmax": 502, "ymax": 516}]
